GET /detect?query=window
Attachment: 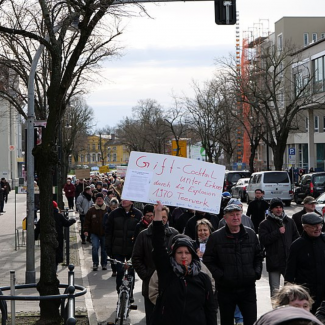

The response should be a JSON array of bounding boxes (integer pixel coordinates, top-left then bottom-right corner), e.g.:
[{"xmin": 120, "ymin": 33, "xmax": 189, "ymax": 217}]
[
  {"xmin": 312, "ymin": 33, "xmax": 317, "ymax": 42},
  {"xmin": 98, "ymin": 153, "xmax": 101, "ymax": 162},
  {"xmin": 294, "ymin": 73, "xmax": 303, "ymax": 96},
  {"xmin": 305, "ymin": 117, "xmax": 309, "ymax": 131},
  {"xmin": 87, "ymin": 154, "xmax": 90, "ymax": 162},
  {"xmin": 322, "ymin": 33, "xmax": 325, "ymax": 39},
  {"xmin": 315, "ymin": 116, "xmax": 319, "ymax": 132},
  {"xmin": 92, "ymin": 144, "xmax": 95, "ymax": 151},
  {"xmin": 113, "ymin": 154, "xmax": 117, "ymax": 162},
  {"xmin": 277, "ymin": 34, "xmax": 283, "ymax": 52},
  {"xmin": 92, "ymin": 154, "xmax": 96, "ymax": 162},
  {"xmin": 80, "ymin": 155, "xmax": 84, "ymax": 163},
  {"xmin": 314, "ymin": 56, "xmax": 324, "ymax": 93},
  {"xmin": 304, "ymin": 33, "xmax": 309, "ymax": 47}
]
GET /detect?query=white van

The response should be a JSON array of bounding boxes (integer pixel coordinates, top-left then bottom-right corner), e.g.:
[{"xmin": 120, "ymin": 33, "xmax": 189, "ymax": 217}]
[{"xmin": 246, "ymin": 171, "xmax": 293, "ymax": 206}]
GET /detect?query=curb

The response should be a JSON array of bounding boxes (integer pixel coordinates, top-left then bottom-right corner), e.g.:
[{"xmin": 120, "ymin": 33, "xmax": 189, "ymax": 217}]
[{"xmin": 75, "ymin": 219, "xmax": 97, "ymax": 325}]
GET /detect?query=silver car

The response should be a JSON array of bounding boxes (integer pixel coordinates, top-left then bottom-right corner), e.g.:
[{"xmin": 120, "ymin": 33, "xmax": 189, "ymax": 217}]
[{"xmin": 315, "ymin": 192, "xmax": 325, "ymax": 217}]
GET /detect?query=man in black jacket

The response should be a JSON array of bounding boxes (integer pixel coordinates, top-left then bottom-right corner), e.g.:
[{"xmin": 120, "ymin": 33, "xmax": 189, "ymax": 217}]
[
  {"xmin": 105, "ymin": 199, "xmax": 142, "ymax": 297},
  {"xmin": 246, "ymin": 189, "xmax": 269, "ymax": 232},
  {"xmin": 203, "ymin": 204, "xmax": 263, "ymax": 325},
  {"xmin": 285, "ymin": 212, "xmax": 325, "ymax": 314},
  {"xmin": 259, "ymin": 198, "xmax": 299, "ymax": 297},
  {"xmin": 292, "ymin": 196, "xmax": 322, "ymax": 235}
]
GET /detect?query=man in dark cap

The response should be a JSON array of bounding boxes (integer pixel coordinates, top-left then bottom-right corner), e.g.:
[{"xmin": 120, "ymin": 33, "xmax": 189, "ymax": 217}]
[
  {"xmin": 285, "ymin": 212, "xmax": 325, "ymax": 314},
  {"xmin": 84, "ymin": 192, "xmax": 108, "ymax": 271},
  {"xmin": 204, "ymin": 204, "xmax": 263, "ymax": 325},
  {"xmin": 292, "ymin": 196, "xmax": 322, "ymax": 235},
  {"xmin": 259, "ymin": 198, "xmax": 299, "ymax": 297}
]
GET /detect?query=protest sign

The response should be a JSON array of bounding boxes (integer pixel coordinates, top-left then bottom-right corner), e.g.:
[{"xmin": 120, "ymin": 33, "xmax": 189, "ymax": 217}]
[{"xmin": 122, "ymin": 152, "xmax": 225, "ymax": 214}]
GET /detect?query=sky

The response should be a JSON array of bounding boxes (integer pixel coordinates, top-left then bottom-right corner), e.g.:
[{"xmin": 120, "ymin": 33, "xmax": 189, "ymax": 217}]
[{"xmin": 85, "ymin": 0, "xmax": 324, "ymax": 129}]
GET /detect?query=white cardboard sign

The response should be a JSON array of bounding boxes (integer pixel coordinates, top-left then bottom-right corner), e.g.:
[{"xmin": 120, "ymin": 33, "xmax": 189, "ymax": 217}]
[{"xmin": 122, "ymin": 152, "xmax": 225, "ymax": 214}]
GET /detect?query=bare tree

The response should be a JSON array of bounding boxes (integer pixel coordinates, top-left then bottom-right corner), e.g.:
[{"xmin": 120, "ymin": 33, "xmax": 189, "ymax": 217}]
[
  {"xmin": 184, "ymin": 80, "xmax": 231, "ymax": 164},
  {"xmin": 57, "ymin": 96, "xmax": 94, "ymax": 208},
  {"xmin": 163, "ymin": 96, "xmax": 189, "ymax": 156},
  {"xmin": 117, "ymin": 99, "xmax": 171, "ymax": 154},
  {"xmin": 0, "ymin": 0, "xmax": 145, "ymax": 321},
  {"xmin": 218, "ymin": 40, "xmax": 323, "ymax": 170},
  {"xmin": 95, "ymin": 125, "xmax": 114, "ymax": 166}
]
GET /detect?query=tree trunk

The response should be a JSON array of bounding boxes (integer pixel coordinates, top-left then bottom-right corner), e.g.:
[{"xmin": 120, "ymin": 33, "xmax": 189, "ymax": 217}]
[
  {"xmin": 272, "ymin": 141, "xmax": 287, "ymax": 170},
  {"xmin": 34, "ymin": 135, "xmax": 61, "ymax": 322},
  {"xmin": 249, "ymin": 145, "xmax": 257, "ymax": 173}
]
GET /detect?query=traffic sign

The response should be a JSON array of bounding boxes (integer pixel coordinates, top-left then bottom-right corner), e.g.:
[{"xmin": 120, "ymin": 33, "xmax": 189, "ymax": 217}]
[{"xmin": 288, "ymin": 148, "xmax": 295, "ymax": 155}]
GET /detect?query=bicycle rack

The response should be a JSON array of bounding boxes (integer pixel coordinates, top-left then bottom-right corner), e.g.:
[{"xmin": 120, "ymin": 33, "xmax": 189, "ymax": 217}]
[{"xmin": 0, "ymin": 265, "xmax": 86, "ymax": 325}]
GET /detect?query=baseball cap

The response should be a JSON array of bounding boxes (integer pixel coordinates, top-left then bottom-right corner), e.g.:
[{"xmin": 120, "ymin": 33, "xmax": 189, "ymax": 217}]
[
  {"xmin": 302, "ymin": 196, "xmax": 317, "ymax": 205},
  {"xmin": 224, "ymin": 204, "xmax": 242, "ymax": 213}
]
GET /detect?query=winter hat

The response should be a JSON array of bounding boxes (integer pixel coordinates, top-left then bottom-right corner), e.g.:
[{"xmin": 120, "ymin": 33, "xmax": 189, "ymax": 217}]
[
  {"xmin": 227, "ymin": 198, "xmax": 242, "ymax": 206},
  {"xmin": 110, "ymin": 198, "xmax": 119, "ymax": 206},
  {"xmin": 102, "ymin": 189, "xmax": 108, "ymax": 193},
  {"xmin": 170, "ymin": 237, "xmax": 199, "ymax": 261},
  {"xmin": 302, "ymin": 212, "xmax": 324, "ymax": 225},
  {"xmin": 143, "ymin": 204, "xmax": 154, "ymax": 215},
  {"xmin": 95, "ymin": 192, "xmax": 104, "ymax": 199},
  {"xmin": 302, "ymin": 196, "xmax": 317, "ymax": 205},
  {"xmin": 90, "ymin": 184, "xmax": 95, "ymax": 189},
  {"xmin": 224, "ymin": 204, "xmax": 242, "ymax": 213},
  {"xmin": 269, "ymin": 198, "xmax": 284, "ymax": 210},
  {"xmin": 222, "ymin": 191, "xmax": 232, "ymax": 197},
  {"xmin": 96, "ymin": 181, "xmax": 103, "ymax": 186},
  {"xmin": 107, "ymin": 190, "xmax": 114, "ymax": 196},
  {"xmin": 254, "ymin": 306, "xmax": 322, "ymax": 325},
  {"xmin": 53, "ymin": 201, "xmax": 58, "ymax": 208}
]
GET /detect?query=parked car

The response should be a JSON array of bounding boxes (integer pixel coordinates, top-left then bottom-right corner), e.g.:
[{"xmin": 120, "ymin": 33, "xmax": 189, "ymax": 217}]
[
  {"xmin": 246, "ymin": 171, "xmax": 293, "ymax": 206},
  {"xmin": 294, "ymin": 172, "xmax": 325, "ymax": 204},
  {"xmin": 315, "ymin": 192, "xmax": 325, "ymax": 217},
  {"xmin": 231, "ymin": 178, "xmax": 250, "ymax": 202},
  {"xmin": 223, "ymin": 171, "xmax": 251, "ymax": 192}
]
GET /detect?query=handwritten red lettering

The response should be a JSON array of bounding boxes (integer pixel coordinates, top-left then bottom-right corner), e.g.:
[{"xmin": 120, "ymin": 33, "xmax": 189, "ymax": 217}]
[
  {"xmin": 180, "ymin": 176, "xmax": 201, "ymax": 186},
  {"xmin": 182, "ymin": 165, "xmax": 211, "ymax": 178},
  {"xmin": 188, "ymin": 186, "xmax": 218, "ymax": 197},
  {"xmin": 204, "ymin": 180, "xmax": 222, "ymax": 190},
  {"xmin": 152, "ymin": 188, "xmax": 173, "ymax": 198},
  {"xmin": 153, "ymin": 180, "xmax": 171, "ymax": 188},
  {"xmin": 177, "ymin": 192, "xmax": 209, "ymax": 207},
  {"xmin": 136, "ymin": 156, "xmax": 150, "ymax": 168},
  {"xmin": 176, "ymin": 183, "xmax": 184, "ymax": 190}
]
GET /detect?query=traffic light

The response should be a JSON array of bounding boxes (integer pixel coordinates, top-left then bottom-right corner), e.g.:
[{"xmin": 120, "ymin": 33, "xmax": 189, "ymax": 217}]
[{"xmin": 215, "ymin": 0, "xmax": 236, "ymax": 25}]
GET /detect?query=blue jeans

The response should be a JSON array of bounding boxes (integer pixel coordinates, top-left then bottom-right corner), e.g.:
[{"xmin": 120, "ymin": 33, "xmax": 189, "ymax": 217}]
[
  {"xmin": 234, "ymin": 305, "xmax": 243, "ymax": 323},
  {"xmin": 113, "ymin": 254, "xmax": 134, "ymax": 296},
  {"xmin": 91, "ymin": 234, "xmax": 107, "ymax": 267}
]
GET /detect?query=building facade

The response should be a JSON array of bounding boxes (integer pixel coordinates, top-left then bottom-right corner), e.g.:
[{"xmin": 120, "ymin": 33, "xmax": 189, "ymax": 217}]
[{"xmin": 71, "ymin": 134, "xmax": 130, "ymax": 169}]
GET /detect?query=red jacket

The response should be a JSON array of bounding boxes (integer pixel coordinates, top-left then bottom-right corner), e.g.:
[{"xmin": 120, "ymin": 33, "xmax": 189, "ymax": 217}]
[{"xmin": 64, "ymin": 183, "xmax": 75, "ymax": 198}]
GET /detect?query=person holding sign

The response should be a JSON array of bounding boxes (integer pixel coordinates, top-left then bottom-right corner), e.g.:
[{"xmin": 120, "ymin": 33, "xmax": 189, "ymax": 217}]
[
  {"xmin": 151, "ymin": 201, "xmax": 217, "ymax": 325},
  {"xmin": 203, "ymin": 204, "xmax": 263, "ymax": 325}
]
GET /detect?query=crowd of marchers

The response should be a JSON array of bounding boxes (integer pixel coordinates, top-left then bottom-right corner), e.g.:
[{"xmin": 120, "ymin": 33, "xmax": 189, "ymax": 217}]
[{"xmin": 58, "ymin": 173, "xmax": 325, "ymax": 325}]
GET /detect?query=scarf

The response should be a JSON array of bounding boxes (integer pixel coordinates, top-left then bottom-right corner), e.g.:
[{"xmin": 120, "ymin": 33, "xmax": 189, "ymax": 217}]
[
  {"xmin": 268, "ymin": 211, "xmax": 286, "ymax": 227},
  {"xmin": 170, "ymin": 257, "xmax": 201, "ymax": 277}
]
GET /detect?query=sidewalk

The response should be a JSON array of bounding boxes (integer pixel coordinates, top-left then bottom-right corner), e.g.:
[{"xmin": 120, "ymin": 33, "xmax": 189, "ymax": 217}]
[{"xmin": 0, "ymin": 193, "xmax": 272, "ymax": 324}]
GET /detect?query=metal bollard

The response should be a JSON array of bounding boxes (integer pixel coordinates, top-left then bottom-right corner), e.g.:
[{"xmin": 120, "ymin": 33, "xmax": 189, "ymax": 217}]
[{"xmin": 10, "ymin": 271, "xmax": 15, "ymax": 325}]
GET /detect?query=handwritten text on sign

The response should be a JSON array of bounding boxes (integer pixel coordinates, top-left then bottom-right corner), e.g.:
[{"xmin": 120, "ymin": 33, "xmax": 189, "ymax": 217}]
[{"xmin": 122, "ymin": 152, "xmax": 225, "ymax": 214}]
